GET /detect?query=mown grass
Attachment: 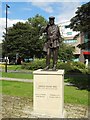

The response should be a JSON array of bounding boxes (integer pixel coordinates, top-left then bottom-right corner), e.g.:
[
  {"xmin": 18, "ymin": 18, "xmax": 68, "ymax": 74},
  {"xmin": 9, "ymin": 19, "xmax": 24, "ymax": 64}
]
[
  {"xmin": 7, "ymin": 65, "xmax": 22, "ymax": 70},
  {"xmin": 1, "ymin": 72, "xmax": 33, "ymax": 79},
  {"xmin": 0, "ymin": 80, "xmax": 89, "ymax": 106},
  {"xmin": 0, "ymin": 64, "xmax": 22, "ymax": 71},
  {"xmin": 64, "ymin": 85, "xmax": 88, "ymax": 105},
  {"xmin": 1, "ymin": 80, "xmax": 33, "ymax": 98}
]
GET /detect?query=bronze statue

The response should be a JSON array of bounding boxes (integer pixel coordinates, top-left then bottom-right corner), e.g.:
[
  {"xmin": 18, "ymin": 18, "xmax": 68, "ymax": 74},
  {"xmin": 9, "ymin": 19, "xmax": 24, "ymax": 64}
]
[{"xmin": 43, "ymin": 16, "xmax": 61, "ymax": 70}]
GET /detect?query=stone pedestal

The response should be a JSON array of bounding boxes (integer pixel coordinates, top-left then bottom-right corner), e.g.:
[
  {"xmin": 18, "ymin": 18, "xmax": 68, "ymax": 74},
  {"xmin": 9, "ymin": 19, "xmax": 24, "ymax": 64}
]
[{"xmin": 33, "ymin": 69, "xmax": 64, "ymax": 118}]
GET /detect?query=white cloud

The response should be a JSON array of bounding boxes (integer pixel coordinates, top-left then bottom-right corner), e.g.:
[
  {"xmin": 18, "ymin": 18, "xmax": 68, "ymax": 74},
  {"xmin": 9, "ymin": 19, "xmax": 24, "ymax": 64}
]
[
  {"xmin": 32, "ymin": 2, "xmax": 53, "ymax": 13},
  {"xmin": 55, "ymin": 2, "xmax": 81, "ymax": 24},
  {"xmin": 31, "ymin": 1, "xmax": 83, "ymax": 14},
  {"xmin": 1, "ymin": 1, "xmax": 88, "ymax": 43},
  {"xmin": 0, "ymin": 18, "xmax": 26, "ymax": 43},
  {"xmin": 31, "ymin": 1, "xmax": 82, "ymax": 24}
]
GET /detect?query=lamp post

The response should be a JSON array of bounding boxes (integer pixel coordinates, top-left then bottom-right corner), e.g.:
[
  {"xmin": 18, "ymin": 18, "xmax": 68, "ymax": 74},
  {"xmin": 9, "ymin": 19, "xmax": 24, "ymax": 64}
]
[{"xmin": 5, "ymin": 4, "xmax": 10, "ymax": 72}]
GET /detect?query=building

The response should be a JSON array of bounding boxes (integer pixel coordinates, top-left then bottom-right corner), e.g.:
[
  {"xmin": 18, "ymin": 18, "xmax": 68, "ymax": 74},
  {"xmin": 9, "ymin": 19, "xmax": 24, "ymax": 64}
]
[
  {"xmin": 77, "ymin": 32, "xmax": 90, "ymax": 65},
  {"xmin": 58, "ymin": 21, "xmax": 90, "ymax": 65},
  {"xmin": 58, "ymin": 21, "xmax": 81, "ymax": 62}
]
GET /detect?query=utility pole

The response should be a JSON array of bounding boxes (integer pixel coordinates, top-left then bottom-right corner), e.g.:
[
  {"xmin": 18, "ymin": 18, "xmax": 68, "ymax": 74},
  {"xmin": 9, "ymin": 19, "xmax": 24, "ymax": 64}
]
[{"xmin": 5, "ymin": 4, "xmax": 10, "ymax": 72}]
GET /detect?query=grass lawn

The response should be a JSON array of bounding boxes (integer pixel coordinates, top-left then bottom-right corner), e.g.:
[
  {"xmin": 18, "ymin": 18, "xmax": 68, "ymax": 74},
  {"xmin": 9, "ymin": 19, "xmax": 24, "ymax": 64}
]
[
  {"xmin": 0, "ymin": 64, "xmax": 32, "ymax": 73},
  {"xmin": 7, "ymin": 65, "xmax": 22, "ymax": 70},
  {"xmin": 0, "ymin": 80, "xmax": 33, "ymax": 99},
  {"xmin": 0, "ymin": 64, "xmax": 22, "ymax": 71},
  {"xmin": 64, "ymin": 85, "xmax": 88, "ymax": 106},
  {"xmin": 1, "ymin": 72, "xmax": 33, "ymax": 79},
  {"xmin": 0, "ymin": 80, "xmax": 89, "ymax": 106}
]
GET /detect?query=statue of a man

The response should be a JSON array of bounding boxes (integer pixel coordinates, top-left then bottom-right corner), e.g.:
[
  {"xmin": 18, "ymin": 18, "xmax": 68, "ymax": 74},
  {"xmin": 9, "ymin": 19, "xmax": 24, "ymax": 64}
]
[{"xmin": 43, "ymin": 16, "xmax": 61, "ymax": 70}]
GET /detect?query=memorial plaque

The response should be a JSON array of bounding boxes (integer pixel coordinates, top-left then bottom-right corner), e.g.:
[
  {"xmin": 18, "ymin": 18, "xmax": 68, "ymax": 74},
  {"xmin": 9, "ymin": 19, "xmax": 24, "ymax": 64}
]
[{"xmin": 33, "ymin": 69, "xmax": 64, "ymax": 118}]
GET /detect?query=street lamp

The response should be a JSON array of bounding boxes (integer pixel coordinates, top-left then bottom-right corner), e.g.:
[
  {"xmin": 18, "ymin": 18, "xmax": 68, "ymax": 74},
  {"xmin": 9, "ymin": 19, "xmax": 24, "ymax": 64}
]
[{"xmin": 5, "ymin": 4, "xmax": 10, "ymax": 72}]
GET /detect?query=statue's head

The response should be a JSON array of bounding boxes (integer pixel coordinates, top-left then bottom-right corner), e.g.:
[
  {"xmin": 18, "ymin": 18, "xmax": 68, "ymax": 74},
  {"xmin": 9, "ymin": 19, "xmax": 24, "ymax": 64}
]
[{"xmin": 49, "ymin": 16, "xmax": 55, "ymax": 25}]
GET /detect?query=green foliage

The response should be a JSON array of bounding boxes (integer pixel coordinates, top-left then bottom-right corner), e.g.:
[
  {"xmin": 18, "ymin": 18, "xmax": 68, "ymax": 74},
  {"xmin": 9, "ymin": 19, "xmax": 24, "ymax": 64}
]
[
  {"xmin": 87, "ymin": 67, "xmax": 90, "ymax": 74},
  {"xmin": 67, "ymin": 62, "xmax": 86, "ymax": 73},
  {"xmin": 69, "ymin": 2, "xmax": 90, "ymax": 38},
  {"xmin": 2, "ymin": 14, "xmax": 47, "ymax": 61},
  {"xmin": 21, "ymin": 59, "xmax": 46, "ymax": 70},
  {"xmin": 57, "ymin": 61, "xmax": 87, "ymax": 74},
  {"xmin": 26, "ymin": 14, "xmax": 47, "ymax": 58},
  {"xmin": 66, "ymin": 74, "xmax": 89, "ymax": 90},
  {"xmin": 57, "ymin": 62, "xmax": 74, "ymax": 73},
  {"xmin": 22, "ymin": 59, "xmax": 87, "ymax": 74},
  {"xmin": 63, "ymin": 62, "xmax": 89, "ymax": 90},
  {"xmin": 58, "ymin": 43, "xmax": 75, "ymax": 62},
  {"xmin": 2, "ymin": 22, "xmax": 31, "ymax": 60},
  {"xmin": 22, "ymin": 60, "xmax": 89, "ymax": 90}
]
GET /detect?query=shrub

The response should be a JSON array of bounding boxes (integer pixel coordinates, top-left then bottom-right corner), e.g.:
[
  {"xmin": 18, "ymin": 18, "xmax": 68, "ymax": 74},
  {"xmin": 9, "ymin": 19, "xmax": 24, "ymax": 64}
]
[
  {"xmin": 22, "ymin": 60, "xmax": 88, "ymax": 89},
  {"xmin": 21, "ymin": 59, "xmax": 46, "ymax": 70},
  {"xmin": 57, "ymin": 62, "xmax": 74, "ymax": 73},
  {"xmin": 87, "ymin": 67, "xmax": 90, "ymax": 74},
  {"xmin": 66, "ymin": 74, "xmax": 89, "ymax": 90},
  {"xmin": 72, "ymin": 62, "xmax": 85, "ymax": 69},
  {"xmin": 22, "ymin": 60, "xmax": 87, "ymax": 74}
]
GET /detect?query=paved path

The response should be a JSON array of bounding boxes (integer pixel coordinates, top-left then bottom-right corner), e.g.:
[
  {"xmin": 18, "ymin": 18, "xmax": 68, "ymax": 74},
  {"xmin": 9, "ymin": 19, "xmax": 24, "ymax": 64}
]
[
  {"xmin": 0, "ymin": 77, "xmax": 73, "ymax": 86},
  {"xmin": 0, "ymin": 77, "xmax": 74, "ymax": 86},
  {"xmin": 1, "ymin": 94, "xmax": 88, "ymax": 118},
  {"xmin": 0, "ymin": 77, "xmax": 33, "ymax": 83}
]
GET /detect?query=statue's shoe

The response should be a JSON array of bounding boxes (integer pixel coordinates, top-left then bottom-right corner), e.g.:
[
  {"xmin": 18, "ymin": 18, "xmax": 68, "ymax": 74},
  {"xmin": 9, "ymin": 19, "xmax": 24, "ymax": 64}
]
[
  {"xmin": 52, "ymin": 65, "xmax": 56, "ymax": 71},
  {"xmin": 43, "ymin": 66, "xmax": 49, "ymax": 70}
]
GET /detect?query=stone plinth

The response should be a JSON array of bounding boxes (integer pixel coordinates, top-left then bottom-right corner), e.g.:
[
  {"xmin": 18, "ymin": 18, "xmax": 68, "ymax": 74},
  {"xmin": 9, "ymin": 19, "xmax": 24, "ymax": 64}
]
[{"xmin": 33, "ymin": 69, "xmax": 64, "ymax": 118}]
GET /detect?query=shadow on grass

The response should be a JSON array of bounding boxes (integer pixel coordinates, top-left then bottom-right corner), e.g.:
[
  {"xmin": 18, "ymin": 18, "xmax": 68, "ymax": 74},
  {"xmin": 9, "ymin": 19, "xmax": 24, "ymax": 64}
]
[{"xmin": 65, "ymin": 72, "xmax": 89, "ymax": 91}]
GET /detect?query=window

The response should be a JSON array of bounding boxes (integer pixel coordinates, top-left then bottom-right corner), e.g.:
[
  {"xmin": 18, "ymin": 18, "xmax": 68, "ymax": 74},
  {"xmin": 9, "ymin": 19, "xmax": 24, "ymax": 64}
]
[
  {"xmin": 67, "ymin": 32, "xmax": 72, "ymax": 35},
  {"xmin": 63, "ymin": 39, "xmax": 77, "ymax": 44},
  {"xmin": 84, "ymin": 34, "xmax": 88, "ymax": 43},
  {"xmin": 65, "ymin": 25, "xmax": 69, "ymax": 28}
]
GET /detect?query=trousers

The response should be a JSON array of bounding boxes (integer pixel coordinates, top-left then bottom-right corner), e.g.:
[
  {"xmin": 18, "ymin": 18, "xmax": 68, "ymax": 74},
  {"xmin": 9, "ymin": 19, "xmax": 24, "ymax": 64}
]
[{"xmin": 46, "ymin": 47, "xmax": 59, "ymax": 67}]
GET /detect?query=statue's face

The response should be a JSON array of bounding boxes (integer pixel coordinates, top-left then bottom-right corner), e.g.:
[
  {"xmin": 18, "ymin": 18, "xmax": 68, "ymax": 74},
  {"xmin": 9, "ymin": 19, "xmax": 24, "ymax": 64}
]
[{"xmin": 49, "ymin": 19, "xmax": 54, "ymax": 25}]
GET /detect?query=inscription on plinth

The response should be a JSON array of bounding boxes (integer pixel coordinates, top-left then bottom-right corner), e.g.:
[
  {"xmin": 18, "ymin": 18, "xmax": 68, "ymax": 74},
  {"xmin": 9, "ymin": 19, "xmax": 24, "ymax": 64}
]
[{"xmin": 33, "ymin": 69, "xmax": 64, "ymax": 118}]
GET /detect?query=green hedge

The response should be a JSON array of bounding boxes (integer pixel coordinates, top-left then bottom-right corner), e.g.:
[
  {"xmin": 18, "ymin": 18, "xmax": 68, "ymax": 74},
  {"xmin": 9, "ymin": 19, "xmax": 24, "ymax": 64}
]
[
  {"xmin": 21, "ymin": 59, "xmax": 46, "ymax": 70},
  {"xmin": 57, "ymin": 62, "xmax": 74, "ymax": 73},
  {"xmin": 22, "ymin": 59, "xmax": 88, "ymax": 74},
  {"xmin": 22, "ymin": 59, "xmax": 89, "ymax": 90},
  {"xmin": 65, "ymin": 74, "xmax": 89, "ymax": 90}
]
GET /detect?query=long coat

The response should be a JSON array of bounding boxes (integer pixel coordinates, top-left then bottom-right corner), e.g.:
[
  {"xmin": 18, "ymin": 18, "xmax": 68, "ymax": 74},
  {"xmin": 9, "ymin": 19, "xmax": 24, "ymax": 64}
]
[{"xmin": 43, "ymin": 24, "xmax": 61, "ymax": 52}]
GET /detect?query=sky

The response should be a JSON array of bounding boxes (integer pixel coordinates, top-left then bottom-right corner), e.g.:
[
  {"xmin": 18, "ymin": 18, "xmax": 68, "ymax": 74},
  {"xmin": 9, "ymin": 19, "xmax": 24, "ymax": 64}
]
[{"xmin": 0, "ymin": 0, "xmax": 89, "ymax": 43}]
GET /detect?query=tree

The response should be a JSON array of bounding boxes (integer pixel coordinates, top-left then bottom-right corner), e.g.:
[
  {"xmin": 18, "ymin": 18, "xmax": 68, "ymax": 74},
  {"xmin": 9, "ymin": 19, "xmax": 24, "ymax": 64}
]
[
  {"xmin": 58, "ymin": 43, "xmax": 75, "ymax": 62},
  {"xmin": 27, "ymin": 14, "xmax": 47, "ymax": 58},
  {"xmin": 2, "ymin": 14, "xmax": 47, "ymax": 62},
  {"xmin": 2, "ymin": 22, "xmax": 32, "ymax": 62},
  {"xmin": 69, "ymin": 2, "xmax": 90, "ymax": 39}
]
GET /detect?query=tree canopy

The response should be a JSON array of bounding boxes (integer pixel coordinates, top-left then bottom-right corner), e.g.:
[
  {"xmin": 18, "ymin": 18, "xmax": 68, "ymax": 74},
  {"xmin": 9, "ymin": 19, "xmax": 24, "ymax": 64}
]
[
  {"xmin": 2, "ymin": 14, "xmax": 47, "ymax": 61},
  {"xmin": 69, "ymin": 2, "xmax": 90, "ymax": 38},
  {"xmin": 2, "ymin": 14, "xmax": 75, "ymax": 63},
  {"xmin": 58, "ymin": 43, "xmax": 75, "ymax": 62}
]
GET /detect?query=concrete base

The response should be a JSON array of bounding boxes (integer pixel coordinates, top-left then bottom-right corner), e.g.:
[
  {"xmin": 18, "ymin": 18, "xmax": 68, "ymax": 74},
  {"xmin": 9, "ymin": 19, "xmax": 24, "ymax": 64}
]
[
  {"xmin": 31, "ymin": 109, "xmax": 67, "ymax": 118},
  {"xmin": 33, "ymin": 69, "xmax": 65, "ymax": 118}
]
